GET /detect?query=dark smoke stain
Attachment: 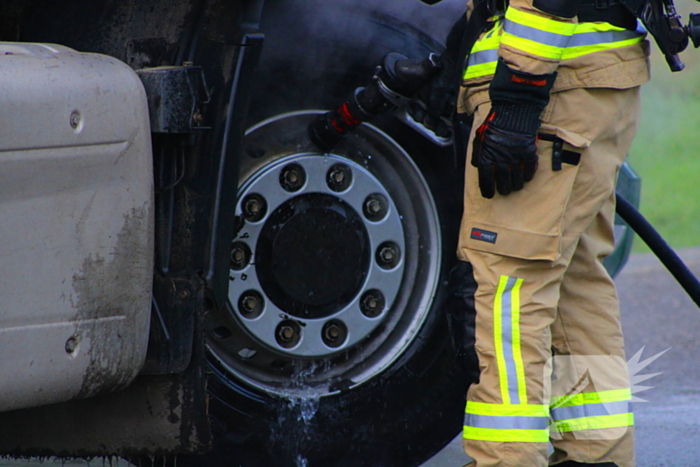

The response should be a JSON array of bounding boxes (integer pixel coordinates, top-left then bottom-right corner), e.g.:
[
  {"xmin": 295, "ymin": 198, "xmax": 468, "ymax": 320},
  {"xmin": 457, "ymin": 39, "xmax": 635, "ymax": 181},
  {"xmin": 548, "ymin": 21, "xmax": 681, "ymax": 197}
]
[{"xmin": 72, "ymin": 204, "xmax": 153, "ymax": 399}]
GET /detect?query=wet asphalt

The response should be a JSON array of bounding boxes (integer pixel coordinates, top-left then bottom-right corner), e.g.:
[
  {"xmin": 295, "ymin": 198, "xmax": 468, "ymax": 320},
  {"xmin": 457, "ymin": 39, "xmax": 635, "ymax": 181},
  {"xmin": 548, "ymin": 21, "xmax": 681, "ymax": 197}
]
[{"xmin": 3, "ymin": 248, "xmax": 700, "ymax": 467}]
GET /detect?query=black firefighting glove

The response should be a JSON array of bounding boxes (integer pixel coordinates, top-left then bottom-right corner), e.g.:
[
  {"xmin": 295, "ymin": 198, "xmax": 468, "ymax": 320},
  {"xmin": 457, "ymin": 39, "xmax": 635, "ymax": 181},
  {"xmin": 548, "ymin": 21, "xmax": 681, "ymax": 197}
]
[{"xmin": 472, "ymin": 59, "xmax": 556, "ymax": 199}]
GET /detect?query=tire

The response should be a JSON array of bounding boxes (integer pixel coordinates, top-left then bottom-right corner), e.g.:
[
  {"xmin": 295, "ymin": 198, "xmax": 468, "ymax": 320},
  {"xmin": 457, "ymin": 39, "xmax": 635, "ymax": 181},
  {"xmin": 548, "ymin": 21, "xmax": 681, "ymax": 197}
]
[{"xmin": 194, "ymin": 1, "xmax": 477, "ymax": 466}]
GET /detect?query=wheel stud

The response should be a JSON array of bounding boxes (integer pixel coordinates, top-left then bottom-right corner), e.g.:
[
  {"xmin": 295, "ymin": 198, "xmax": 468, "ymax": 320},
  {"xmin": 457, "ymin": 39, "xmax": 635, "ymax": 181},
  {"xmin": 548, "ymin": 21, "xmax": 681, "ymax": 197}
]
[
  {"xmin": 376, "ymin": 241, "xmax": 400, "ymax": 270},
  {"xmin": 275, "ymin": 320, "xmax": 302, "ymax": 348},
  {"xmin": 363, "ymin": 193, "xmax": 388, "ymax": 222},
  {"xmin": 238, "ymin": 291, "xmax": 264, "ymax": 319},
  {"xmin": 280, "ymin": 163, "xmax": 306, "ymax": 192},
  {"xmin": 327, "ymin": 163, "xmax": 352, "ymax": 192},
  {"xmin": 241, "ymin": 193, "xmax": 267, "ymax": 222},
  {"xmin": 360, "ymin": 290, "xmax": 386, "ymax": 318},
  {"xmin": 322, "ymin": 320, "xmax": 347, "ymax": 348},
  {"xmin": 230, "ymin": 242, "xmax": 251, "ymax": 270}
]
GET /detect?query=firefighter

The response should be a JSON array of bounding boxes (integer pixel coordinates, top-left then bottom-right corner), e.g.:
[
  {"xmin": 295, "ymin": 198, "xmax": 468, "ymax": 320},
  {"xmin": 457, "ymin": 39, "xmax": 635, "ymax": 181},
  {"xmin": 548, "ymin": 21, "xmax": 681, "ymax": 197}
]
[{"xmin": 453, "ymin": 0, "xmax": 650, "ymax": 465}]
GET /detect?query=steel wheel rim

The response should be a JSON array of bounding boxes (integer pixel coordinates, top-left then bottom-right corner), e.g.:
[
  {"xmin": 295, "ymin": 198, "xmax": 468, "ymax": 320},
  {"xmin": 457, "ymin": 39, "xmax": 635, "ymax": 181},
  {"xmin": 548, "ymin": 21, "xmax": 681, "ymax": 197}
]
[{"xmin": 206, "ymin": 111, "xmax": 442, "ymax": 397}]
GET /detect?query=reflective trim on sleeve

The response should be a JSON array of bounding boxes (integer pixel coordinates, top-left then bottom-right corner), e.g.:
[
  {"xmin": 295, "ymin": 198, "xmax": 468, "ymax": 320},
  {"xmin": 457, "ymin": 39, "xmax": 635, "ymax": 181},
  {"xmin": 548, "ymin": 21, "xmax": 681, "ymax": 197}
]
[
  {"xmin": 506, "ymin": 7, "xmax": 577, "ymax": 36},
  {"xmin": 501, "ymin": 7, "xmax": 576, "ymax": 60},
  {"xmin": 463, "ymin": 16, "xmax": 646, "ymax": 80},
  {"xmin": 553, "ymin": 413, "xmax": 635, "ymax": 433},
  {"xmin": 551, "ymin": 400, "xmax": 631, "ymax": 421},
  {"xmin": 504, "ymin": 19, "xmax": 572, "ymax": 49}
]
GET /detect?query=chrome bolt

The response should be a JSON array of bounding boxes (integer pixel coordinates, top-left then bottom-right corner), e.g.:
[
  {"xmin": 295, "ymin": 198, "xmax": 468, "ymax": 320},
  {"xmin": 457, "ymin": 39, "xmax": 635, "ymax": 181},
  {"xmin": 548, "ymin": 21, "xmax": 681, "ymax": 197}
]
[
  {"xmin": 242, "ymin": 295, "xmax": 258, "ymax": 312},
  {"xmin": 363, "ymin": 194, "xmax": 388, "ymax": 221},
  {"xmin": 376, "ymin": 242, "xmax": 400, "ymax": 269},
  {"xmin": 280, "ymin": 164, "xmax": 306, "ymax": 192},
  {"xmin": 331, "ymin": 169, "xmax": 345, "ymax": 183},
  {"xmin": 232, "ymin": 248, "xmax": 245, "ymax": 263},
  {"xmin": 245, "ymin": 198, "xmax": 261, "ymax": 215},
  {"xmin": 279, "ymin": 325, "xmax": 295, "ymax": 342},
  {"xmin": 360, "ymin": 290, "xmax": 386, "ymax": 318},
  {"xmin": 327, "ymin": 164, "xmax": 352, "ymax": 192},
  {"xmin": 325, "ymin": 324, "xmax": 341, "ymax": 341},
  {"xmin": 380, "ymin": 247, "xmax": 395, "ymax": 262},
  {"xmin": 275, "ymin": 320, "xmax": 301, "ymax": 348},
  {"xmin": 238, "ymin": 291, "xmax": 264, "ymax": 319},
  {"xmin": 241, "ymin": 194, "xmax": 267, "ymax": 222},
  {"xmin": 322, "ymin": 320, "xmax": 347, "ymax": 348},
  {"xmin": 230, "ymin": 242, "xmax": 251, "ymax": 270}
]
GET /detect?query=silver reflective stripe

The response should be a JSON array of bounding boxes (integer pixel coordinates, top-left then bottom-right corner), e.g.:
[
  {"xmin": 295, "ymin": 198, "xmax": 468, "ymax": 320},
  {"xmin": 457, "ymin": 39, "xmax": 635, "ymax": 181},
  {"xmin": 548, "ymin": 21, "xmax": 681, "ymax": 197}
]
[
  {"xmin": 551, "ymin": 401, "xmax": 631, "ymax": 421},
  {"xmin": 500, "ymin": 277, "xmax": 520, "ymax": 404},
  {"xmin": 504, "ymin": 19, "xmax": 571, "ymax": 48},
  {"xmin": 467, "ymin": 49, "xmax": 499, "ymax": 67},
  {"xmin": 465, "ymin": 413, "xmax": 550, "ymax": 430},
  {"xmin": 568, "ymin": 28, "xmax": 645, "ymax": 47}
]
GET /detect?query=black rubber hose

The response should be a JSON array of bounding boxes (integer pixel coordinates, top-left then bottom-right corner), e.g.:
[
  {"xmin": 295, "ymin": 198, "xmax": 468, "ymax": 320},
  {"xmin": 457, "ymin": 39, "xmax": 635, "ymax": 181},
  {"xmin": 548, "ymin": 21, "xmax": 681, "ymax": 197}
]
[{"xmin": 616, "ymin": 192, "xmax": 700, "ymax": 308}]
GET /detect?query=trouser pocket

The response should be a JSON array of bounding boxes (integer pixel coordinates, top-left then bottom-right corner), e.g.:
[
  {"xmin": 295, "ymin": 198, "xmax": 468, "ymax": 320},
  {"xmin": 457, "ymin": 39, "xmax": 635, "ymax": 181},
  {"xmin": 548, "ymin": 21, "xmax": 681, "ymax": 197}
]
[{"xmin": 458, "ymin": 104, "xmax": 590, "ymax": 262}]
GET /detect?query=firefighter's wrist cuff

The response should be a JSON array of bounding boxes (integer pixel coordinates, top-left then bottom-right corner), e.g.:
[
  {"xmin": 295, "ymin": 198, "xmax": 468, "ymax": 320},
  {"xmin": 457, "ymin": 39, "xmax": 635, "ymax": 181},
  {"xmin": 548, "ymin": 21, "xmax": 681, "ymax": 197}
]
[
  {"xmin": 489, "ymin": 59, "xmax": 556, "ymax": 114},
  {"xmin": 489, "ymin": 103, "xmax": 542, "ymax": 135}
]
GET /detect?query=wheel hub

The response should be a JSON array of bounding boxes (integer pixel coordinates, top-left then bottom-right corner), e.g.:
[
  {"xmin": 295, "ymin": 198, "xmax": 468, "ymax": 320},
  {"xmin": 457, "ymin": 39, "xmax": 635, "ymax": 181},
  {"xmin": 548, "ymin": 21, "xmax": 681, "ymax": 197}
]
[
  {"xmin": 225, "ymin": 153, "xmax": 405, "ymax": 358},
  {"xmin": 256, "ymin": 193, "xmax": 370, "ymax": 318}
]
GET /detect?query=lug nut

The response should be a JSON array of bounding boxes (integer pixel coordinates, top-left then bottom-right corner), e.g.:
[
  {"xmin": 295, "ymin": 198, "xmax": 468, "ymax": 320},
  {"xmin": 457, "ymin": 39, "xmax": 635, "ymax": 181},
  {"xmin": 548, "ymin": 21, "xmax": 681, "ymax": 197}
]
[
  {"xmin": 241, "ymin": 194, "xmax": 267, "ymax": 222},
  {"xmin": 363, "ymin": 194, "xmax": 388, "ymax": 222},
  {"xmin": 242, "ymin": 296, "xmax": 258, "ymax": 312},
  {"xmin": 322, "ymin": 320, "xmax": 347, "ymax": 348},
  {"xmin": 280, "ymin": 163, "xmax": 306, "ymax": 192},
  {"xmin": 230, "ymin": 242, "xmax": 251, "ymax": 270},
  {"xmin": 380, "ymin": 247, "xmax": 394, "ymax": 262},
  {"xmin": 279, "ymin": 326, "xmax": 295, "ymax": 341},
  {"xmin": 376, "ymin": 242, "xmax": 401, "ymax": 270},
  {"xmin": 326, "ymin": 164, "xmax": 352, "ymax": 192},
  {"xmin": 238, "ymin": 291, "xmax": 264, "ymax": 319},
  {"xmin": 275, "ymin": 320, "xmax": 302, "ymax": 348},
  {"xmin": 360, "ymin": 290, "xmax": 386, "ymax": 318}
]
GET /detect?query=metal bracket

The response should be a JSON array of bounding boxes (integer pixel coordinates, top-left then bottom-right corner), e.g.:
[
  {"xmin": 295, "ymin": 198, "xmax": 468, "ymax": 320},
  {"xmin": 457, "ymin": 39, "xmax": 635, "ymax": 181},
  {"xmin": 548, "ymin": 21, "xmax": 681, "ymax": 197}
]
[{"xmin": 137, "ymin": 65, "xmax": 211, "ymax": 133}]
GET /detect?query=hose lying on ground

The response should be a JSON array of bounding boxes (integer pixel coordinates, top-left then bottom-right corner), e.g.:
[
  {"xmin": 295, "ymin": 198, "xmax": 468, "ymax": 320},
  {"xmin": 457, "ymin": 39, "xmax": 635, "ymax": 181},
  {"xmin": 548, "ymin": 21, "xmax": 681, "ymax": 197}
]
[{"xmin": 616, "ymin": 192, "xmax": 700, "ymax": 308}]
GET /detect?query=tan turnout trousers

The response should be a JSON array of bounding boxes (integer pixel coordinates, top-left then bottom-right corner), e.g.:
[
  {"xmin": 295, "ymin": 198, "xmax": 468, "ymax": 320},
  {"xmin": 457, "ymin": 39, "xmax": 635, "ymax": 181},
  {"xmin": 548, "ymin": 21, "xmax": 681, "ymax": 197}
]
[{"xmin": 457, "ymin": 85, "xmax": 641, "ymax": 467}]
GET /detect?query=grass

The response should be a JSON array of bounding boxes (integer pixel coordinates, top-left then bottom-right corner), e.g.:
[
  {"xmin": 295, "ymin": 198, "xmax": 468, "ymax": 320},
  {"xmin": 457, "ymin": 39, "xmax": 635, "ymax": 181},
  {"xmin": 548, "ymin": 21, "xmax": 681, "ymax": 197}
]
[{"xmin": 628, "ymin": 39, "xmax": 700, "ymax": 252}]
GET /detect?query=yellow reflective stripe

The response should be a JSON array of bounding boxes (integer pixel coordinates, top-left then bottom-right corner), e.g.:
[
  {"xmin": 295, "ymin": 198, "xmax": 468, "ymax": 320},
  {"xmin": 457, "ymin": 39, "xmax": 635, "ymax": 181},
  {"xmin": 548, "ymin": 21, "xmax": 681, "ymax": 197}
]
[
  {"xmin": 471, "ymin": 23, "xmax": 503, "ymax": 53},
  {"xmin": 463, "ymin": 61, "xmax": 497, "ymax": 80},
  {"xmin": 494, "ymin": 275, "xmax": 510, "ymax": 404},
  {"xmin": 551, "ymin": 388, "xmax": 632, "ymax": 407},
  {"xmin": 506, "ymin": 7, "xmax": 577, "ymax": 36},
  {"xmin": 573, "ymin": 21, "xmax": 627, "ymax": 34},
  {"xmin": 464, "ymin": 425, "xmax": 550, "ymax": 443},
  {"xmin": 501, "ymin": 33, "xmax": 565, "ymax": 60},
  {"xmin": 466, "ymin": 401, "xmax": 549, "ymax": 417},
  {"xmin": 561, "ymin": 35, "xmax": 644, "ymax": 59},
  {"xmin": 511, "ymin": 278, "xmax": 527, "ymax": 404},
  {"xmin": 554, "ymin": 413, "xmax": 635, "ymax": 433}
]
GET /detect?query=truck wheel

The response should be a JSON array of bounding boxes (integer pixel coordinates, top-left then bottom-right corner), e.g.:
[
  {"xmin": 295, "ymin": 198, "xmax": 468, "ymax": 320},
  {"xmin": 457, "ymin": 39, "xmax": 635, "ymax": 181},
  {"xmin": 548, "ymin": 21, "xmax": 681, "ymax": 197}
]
[{"xmin": 196, "ymin": 1, "xmax": 476, "ymax": 466}]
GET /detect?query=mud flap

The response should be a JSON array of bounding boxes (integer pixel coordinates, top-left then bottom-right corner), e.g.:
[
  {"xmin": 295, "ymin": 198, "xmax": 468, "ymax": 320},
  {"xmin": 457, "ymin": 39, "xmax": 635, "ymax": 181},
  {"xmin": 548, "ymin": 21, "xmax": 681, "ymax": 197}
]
[{"xmin": 0, "ymin": 293, "xmax": 210, "ymax": 457}]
